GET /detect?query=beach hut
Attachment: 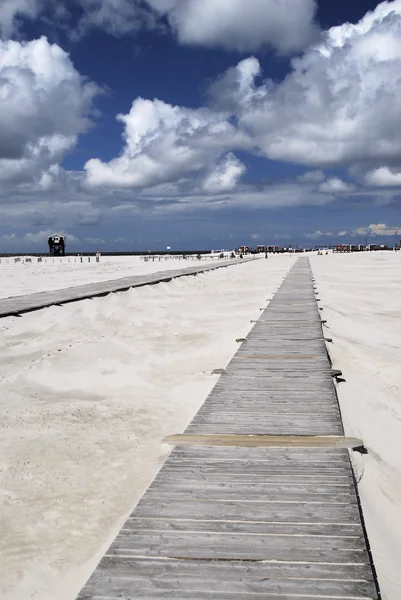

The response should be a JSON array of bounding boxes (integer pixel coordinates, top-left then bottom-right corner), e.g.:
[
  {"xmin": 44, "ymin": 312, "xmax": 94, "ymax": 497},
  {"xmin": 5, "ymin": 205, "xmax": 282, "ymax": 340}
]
[{"xmin": 48, "ymin": 234, "xmax": 66, "ymax": 256}]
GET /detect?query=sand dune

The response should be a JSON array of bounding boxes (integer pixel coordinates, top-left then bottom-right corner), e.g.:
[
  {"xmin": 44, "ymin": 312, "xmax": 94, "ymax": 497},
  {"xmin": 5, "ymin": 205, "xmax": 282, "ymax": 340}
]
[{"xmin": 0, "ymin": 255, "xmax": 293, "ymax": 600}]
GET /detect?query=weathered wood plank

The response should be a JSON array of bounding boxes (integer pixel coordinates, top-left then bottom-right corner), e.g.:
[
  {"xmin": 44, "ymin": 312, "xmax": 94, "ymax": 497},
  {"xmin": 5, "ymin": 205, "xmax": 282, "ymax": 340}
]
[
  {"xmin": 153, "ymin": 473, "xmax": 354, "ymax": 485},
  {"xmin": 79, "ymin": 590, "xmax": 376, "ymax": 600},
  {"xmin": 110, "ymin": 529, "xmax": 367, "ymax": 550},
  {"xmin": 163, "ymin": 435, "xmax": 362, "ymax": 450},
  {"xmin": 94, "ymin": 556, "xmax": 375, "ymax": 581},
  {"xmin": 144, "ymin": 488, "xmax": 357, "ymax": 503},
  {"xmin": 82, "ymin": 567, "xmax": 377, "ymax": 598},
  {"xmin": 169, "ymin": 446, "xmax": 350, "ymax": 461},
  {"xmin": 134, "ymin": 499, "xmax": 362, "ymax": 522},
  {"xmin": 124, "ymin": 517, "xmax": 362, "ymax": 536},
  {"xmin": 185, "ymin": 424, "xmax": 345, "ymax": 435}
]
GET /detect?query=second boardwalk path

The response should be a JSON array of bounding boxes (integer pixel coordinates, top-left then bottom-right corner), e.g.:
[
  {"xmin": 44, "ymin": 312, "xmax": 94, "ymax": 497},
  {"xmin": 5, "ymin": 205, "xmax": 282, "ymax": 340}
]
[
  {"xmin": 77, "ymin": 257, "xmax": 379, "ymax": 600},
  {"xmin": 0, "ymin": 257, "xmax": 251, "ymax": 318}
]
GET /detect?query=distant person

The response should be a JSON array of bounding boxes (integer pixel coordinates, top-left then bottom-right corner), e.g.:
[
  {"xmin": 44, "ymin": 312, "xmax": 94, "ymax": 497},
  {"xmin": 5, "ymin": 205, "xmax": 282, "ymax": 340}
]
[
  {"xmin": 230, "ymin": 252, "xmax": 235, "ymax": 259},
  {"xmin": 265, "ymin": 251, "xmax": 268, "ymax": 258},
  {"xmin": 197, "ymin": 253, "xmax": 201, "ymax": 260},
  {"xmin": 239, "ymin": 253, "xmax": 243, "ymax": 259}
]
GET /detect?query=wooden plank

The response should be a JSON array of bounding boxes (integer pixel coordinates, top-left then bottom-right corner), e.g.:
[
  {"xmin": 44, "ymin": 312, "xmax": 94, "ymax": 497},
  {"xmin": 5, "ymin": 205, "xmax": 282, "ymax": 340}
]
[
  {"xmin": 134, "ymin": 499, "xmax": 362, "ymax": 523},
  {"xmin": 195, "ymin": 405, "xmax": 340, "ymax": 412},
  {"xmin": 153, "ymin": 473, "xmax": 354, "ymax": 485},
  {"xmin": 94, "ymin": 555, "xmax": 375, "ymax": 581},
  {"xmin": 169, "ymin": 446, "xmax": 351, "ymax": 461},
  {"xmin": 163, "ymin": 434, "xmax": 363, "ymax": 449},
  {"xmin": 79, "ymin": 590, "xmax": 377, "ymax": 600},
  {"xmin": 143, "ymin": 488, "xmax": 357, "ymax": 503},
  {"xmin": 110, "ymin": 529, "xmax": 367, "ymax": 550},
  {"xmin": 81, "ymin": 564, "xmax": 377, "ymax": 597},
  {"xmin": 185, "ymin": 424, "xmax": 346, "ymax": 435},
  {"xmin": 157, "ymin": 465, "xmax": 354, "ymax": 476},
  {"xmin": 124, "ymin": 518, "xmax": 362, "ymax": 536},
  {"xmin": 107, "ymin": 534, "xmax": 368, "ymax": 564},
  {"xmin": 233, "ymin": 355, "xmax": 324, "ymax": 360}
]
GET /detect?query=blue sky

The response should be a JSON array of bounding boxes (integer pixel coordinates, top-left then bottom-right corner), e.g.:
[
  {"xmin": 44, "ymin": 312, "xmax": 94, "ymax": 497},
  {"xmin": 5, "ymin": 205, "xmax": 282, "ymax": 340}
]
[{"xmin": 1, "ymin": 0, "xmax": 401, "ymax": 251}]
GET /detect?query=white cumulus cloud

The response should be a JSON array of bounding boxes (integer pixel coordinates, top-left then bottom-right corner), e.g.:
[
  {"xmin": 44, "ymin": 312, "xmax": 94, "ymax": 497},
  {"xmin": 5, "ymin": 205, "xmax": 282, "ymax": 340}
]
[
  {"xmin": 306, "ymin": 230, "xmax": 333, "ymax": 239},
  {"xmin": 0, "ymin": 0, "xmax": 43, "ymax": 38},
  {"xmin": 202, "ymin": 153, "xmax": 245, "ymax": 193},
  {"xmin": 84, "ymin": 97, "xmax": 246, "ymax": 189},
  {"xmin": 318, "ymin": 178, "xmax": 355, "ymax": 193},
  {"xmin": 0, "ymin": 0, "xmax": 155, "ymax": 39},
  {"xmin": 73, "ymin": 0, "xmax": 158, "ymax": 38},
  {"xmin": 1, "ymin": 0, "xmax": 318, "ymax": 54},
  {"xmin": 0, "ymin": 36, "xmax": 99, "ymax": 184},
  {"xmin": 147, "ymin": 0, "xmax": 318, "ymax": 53},
  {"xmin": 364, "ymin": 167, "xmax": 401, "ymax": 186},
  {"xmin": 298, "ymin": 170, "xmax": 326, "ymax": 182},
  {"xmin": 336, "ymin": 223, "xmax": 401, "ymax": 237},
  {"xmin": 369, "ymin": 223, "xmax": 401, "ymax": 236},
  {"xmin": 209, "ymin": 2, "xmax": 401, "ymax": 175}
]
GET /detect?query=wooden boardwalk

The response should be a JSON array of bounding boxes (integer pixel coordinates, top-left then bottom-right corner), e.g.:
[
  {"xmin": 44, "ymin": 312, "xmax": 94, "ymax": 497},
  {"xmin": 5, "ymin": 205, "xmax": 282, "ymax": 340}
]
[
  {"xmin": 77, "ymin": 258, "xmax": 380, "ymax": 600},
  {"xmin": 0, "ymin": 257, "xmax": 250, "ymax": 318}
]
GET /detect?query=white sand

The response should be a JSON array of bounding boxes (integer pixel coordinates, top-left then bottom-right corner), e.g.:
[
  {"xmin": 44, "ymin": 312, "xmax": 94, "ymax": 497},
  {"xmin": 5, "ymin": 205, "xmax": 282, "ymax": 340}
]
[
  {"xmin": 0, "ymin": 254, "xmax": 230, "ymax": 299},
  {"xmin": 310, "ymin": 251, "xmax": 401, "ymax": 600},
  {"xmin": 0, "ymin": 255, "xmax": 294, "ymax": 600}
]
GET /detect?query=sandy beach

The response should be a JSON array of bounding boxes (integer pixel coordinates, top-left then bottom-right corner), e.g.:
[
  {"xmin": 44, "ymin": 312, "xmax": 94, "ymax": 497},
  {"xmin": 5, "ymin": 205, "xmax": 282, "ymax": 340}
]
[
  {"xmin": 0, "ymin": 255, "xmax": 293, "ymax": 600},
  {"xmin": 310, "ymin": 251, "xmax": 401, "ymax": 600},
  {"xmin": 1, "ymin": 251, "xmax": 400, "ymax": 600}
]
